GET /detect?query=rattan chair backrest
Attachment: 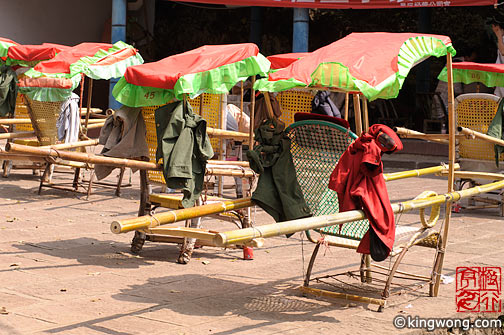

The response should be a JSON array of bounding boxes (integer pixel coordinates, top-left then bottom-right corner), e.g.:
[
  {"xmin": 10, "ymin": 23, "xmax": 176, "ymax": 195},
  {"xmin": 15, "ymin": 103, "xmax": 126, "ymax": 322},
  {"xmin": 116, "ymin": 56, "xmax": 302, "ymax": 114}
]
[
  {"xmin": 277, "ymin": 90, "xmax": 313, "ymax": 127},
  {"xmin": 455, "ymin": 93, "xmax": 500, "ymax": 161},
  {"xmin": 14, "ymin": 94, "xmax": 33, "ymax": 132},
  {"xmin": 24, "ymin": 97, "xmax": 62, "ymax": 146},
  {"xmin": 285, "ymin": 120, "xmax": 369, "ymax": 241},
  {"xmin": 141, "ymin": 94, "xmax": 223, "ymax": 185}
]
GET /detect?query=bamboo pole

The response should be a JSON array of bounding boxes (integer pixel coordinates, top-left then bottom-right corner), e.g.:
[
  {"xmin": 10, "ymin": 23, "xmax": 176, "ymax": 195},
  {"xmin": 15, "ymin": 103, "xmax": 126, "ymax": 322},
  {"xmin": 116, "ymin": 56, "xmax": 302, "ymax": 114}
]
[
  {"xmin": 84, "ymin": 78, "xmax": 93, "ymax": 133},
  {"xmin": 208, "ymin": 160, "xmax": 249, "ymax": 167},
  {"xmin": 353, "ymin": 94, "xmax": 363, "ymax": 136},
  {"xmin": 213, "ymin": 179, "xmax": 504, "ymax": 247},
  {"xmin": 438, "ymin": 170, "xmax": 504, "ymax": 180},
  {"xmin": 39, "ymin": 139, "xmax": 99, "ymax": 150},
  {"xmin": 458, "ymin": 126, "xmax": 504, "ymax": 147},
  {"xmin": 79, "ymin": 108, "xmax": 102, "ymax": 116},
  {"xmin": 394, "ymin": 127, "xmax": 450, "ymax": 144},
  {"xmin": 0, "ymin": 131, "xmax": 35, "ymax": 140},
  {"xmin": 262, "ymin": 91, "xmax": 275, "ymax": 120},
  {"xmin": 240, "ymin": 81, "xmax": 244, "ymax": 121},
  {"xmin": 206, "ymin": 167, "xmax": 254, "ymax": 178},
  {"xmin": 86, "ymin": 122, "xmax": 105, "ymax": 130},
  {"xmin": 110, "ymin": 164, "xmax": 458, "ymax": 234},
  {"xmin": 300, "ymin": 286, "xmax": 386, "ymax": 307},
  {"xmin": 249, "ymin": 77, "xmax": 256, "ymax": 148},
  {"xmin": 383, "ymin": 163, "xmax": 459, "ymax": 182},
  {"xmin": 0, "ymin": 153, "xmax": 46, "ymax": 162},
  {"xmin": 206, "ymin": 127, "xmax": 249, "ymax": 142},
  {"xmin": 0, "ymin": 118, "xmax": 32, "ymax": 125},
  {"xmin": 111, "ymin": 197, "xmax": 253, "ymax": 234},
  {"xmin": 344, "ymin": 93, "xmax": 349, "ymax": 121},
  {"xmin": 6, "ymin": 143, "xmax": 161, "ymax": 170},
  {"xmin": 199, "ymin": 92, "xmax": 204, "ymax": 115},
  {"xmin": 435, "ymin": 53, "xmax": 456, "ymax": 297},
  {"xmin": 362, "ymin": 96, "xmax": 369, "ymax": 132}
]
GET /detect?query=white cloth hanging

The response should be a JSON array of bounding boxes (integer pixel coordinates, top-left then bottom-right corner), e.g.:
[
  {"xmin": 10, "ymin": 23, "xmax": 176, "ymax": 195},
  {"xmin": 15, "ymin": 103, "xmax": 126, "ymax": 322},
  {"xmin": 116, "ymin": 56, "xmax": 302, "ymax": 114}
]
[{"xmin": 57, "ymin": 92, "xmax": 80, "ymax": 143}]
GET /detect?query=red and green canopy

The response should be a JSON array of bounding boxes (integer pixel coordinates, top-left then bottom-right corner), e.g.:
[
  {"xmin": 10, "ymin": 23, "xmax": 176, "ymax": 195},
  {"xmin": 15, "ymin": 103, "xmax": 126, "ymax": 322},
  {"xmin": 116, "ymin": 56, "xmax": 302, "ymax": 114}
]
[
  {"xmin": 0, "ymin": 37, "xmax": 18, "ymax": 60},
  {"xmin": 112, "ymin": 43, "xmax": 270, "ymax": 107},
  {"xmin": 438, "ymin": 62, "xmax": 504, "ymax": 87},
  {"xmin": 255, "ymin": 32, "xmax": 456, "ymax": 101},
  {"xmin": 267, "ymin": 52, "xmax": 308, "ymax": 70},
  {"xmin": 19, "ymin": 41, "xmax": 143, "ymax": 101},
  {"xmin": 6, "ymin": 43, "xmax": 69, "ymax": 67}
]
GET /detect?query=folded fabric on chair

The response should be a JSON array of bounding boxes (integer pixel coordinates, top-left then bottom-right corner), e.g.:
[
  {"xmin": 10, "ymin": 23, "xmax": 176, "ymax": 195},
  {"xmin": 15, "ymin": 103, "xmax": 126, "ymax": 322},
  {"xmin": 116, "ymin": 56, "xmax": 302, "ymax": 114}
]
[
  {"xmin": 95, "ymin": 105, "xmax": 149, "ymax": 180},
  {"xmin": 57, "ymin": 92, "xmax": 80, "ymax": 143}
]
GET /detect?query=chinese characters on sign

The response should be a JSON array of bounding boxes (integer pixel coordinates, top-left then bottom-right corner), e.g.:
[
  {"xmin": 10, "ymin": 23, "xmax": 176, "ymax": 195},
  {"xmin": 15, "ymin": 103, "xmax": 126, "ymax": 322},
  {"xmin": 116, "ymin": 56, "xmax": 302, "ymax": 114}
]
[{"xmin": 456, "ymin": 267, "xmax": 501, "ymax": 313}]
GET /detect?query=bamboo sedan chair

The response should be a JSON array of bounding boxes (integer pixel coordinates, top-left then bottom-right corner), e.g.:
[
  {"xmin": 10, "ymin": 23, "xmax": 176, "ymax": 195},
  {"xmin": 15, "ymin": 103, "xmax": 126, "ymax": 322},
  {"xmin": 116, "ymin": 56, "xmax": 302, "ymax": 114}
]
[
  {"xmin": 111, "ymin": 43, "xmax": 269, "ymax": 262},
  {"xmin": 454, "ymin": 93, "xmax": 504, "ymax": 214},
  {"xmin": 285, "ymin": 119, "xmax": 443, "ymax": 309},
  {"xmin": 131, "ymin": 94, "xmax": 257, "ymax": 263}
]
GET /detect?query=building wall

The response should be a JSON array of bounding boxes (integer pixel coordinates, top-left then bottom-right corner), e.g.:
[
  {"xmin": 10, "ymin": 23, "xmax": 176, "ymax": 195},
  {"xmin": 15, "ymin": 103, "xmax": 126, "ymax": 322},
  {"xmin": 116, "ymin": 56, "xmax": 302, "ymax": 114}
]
[{"xmin": 0, "ymin": 0, "xmax": 112, "ymax": 45}]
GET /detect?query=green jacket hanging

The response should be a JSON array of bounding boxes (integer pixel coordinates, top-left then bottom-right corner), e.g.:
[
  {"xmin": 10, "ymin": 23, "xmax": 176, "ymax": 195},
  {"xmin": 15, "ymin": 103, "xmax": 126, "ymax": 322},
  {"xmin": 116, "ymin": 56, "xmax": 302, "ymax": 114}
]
[
  {"xmin": 155, "ymin": 100, "xmax": 214, "ymax": 208},
  {"xmin": 0, "ymin": 65, "xmax": 18, "ymax": 117},
  {"xmin": 487, "ymin": 98, "xmax": 504, "ymax": 167},
  {"xmin": 247, "ymin": 118, "xmax": 311, "ymax": 223}
]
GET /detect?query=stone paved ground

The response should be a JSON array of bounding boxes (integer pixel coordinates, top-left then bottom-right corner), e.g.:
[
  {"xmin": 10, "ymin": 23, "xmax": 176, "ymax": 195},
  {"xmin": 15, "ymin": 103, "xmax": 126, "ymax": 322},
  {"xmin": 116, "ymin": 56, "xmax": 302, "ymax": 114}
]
[{"xmin": 0, "ymin": 157, "xmax": 503, "ymax": 334}]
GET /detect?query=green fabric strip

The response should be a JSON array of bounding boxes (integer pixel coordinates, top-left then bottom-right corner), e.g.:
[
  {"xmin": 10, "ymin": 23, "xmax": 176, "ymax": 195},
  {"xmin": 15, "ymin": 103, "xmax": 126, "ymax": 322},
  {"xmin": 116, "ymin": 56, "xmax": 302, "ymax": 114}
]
[
  {"xmin": 438, "ymin": 67, "xmax": 504, "ymax": 88},
  {"xmin": 0, "ymin": 40, "xmax": 16, "ymax": 58},
  {"xmin": 113, "ymin": 54, "xmax": 270, "ymax": 107}
]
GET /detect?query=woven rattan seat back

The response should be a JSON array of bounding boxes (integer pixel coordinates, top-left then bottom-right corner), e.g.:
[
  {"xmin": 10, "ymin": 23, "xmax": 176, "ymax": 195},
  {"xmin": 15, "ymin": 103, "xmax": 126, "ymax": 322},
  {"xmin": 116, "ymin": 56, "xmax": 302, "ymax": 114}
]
[
  {"xmin": 14, "ymin": 94, "xmax": 33, "ymax": 132},
  {"xmin": 455, "ymin": 93, "xmax": 501, "ymax": 161},
  {"xmin": 277, "ymin": 90, "xmax": 313, "ymax": 127},
  {"xmin": 141, "ymin": 94, "xmax": 223, "ymax": 185},
  {"xmin": 24, "ymin": 97, "xmax": 62, "ymax": 146},
  {"xmin": 285, "ymin": 120, "xmax": 369, "ymax": 242}
]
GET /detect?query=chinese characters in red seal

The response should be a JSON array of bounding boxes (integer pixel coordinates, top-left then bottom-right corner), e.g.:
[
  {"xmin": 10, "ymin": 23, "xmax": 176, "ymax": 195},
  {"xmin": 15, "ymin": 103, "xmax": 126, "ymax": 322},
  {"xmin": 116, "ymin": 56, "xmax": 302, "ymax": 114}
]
[{"xmin": 456, "ymin": 267, "xmax": 501, "ymax": 313}]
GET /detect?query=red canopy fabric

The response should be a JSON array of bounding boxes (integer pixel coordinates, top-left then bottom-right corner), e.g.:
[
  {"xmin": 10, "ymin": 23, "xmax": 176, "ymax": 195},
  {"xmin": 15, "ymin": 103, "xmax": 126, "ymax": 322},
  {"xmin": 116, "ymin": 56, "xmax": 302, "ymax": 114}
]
[
  {"xmin": 33, "ymin": 42, "xmax": 113, "ymax": 74},
  {"xmin": 171, "ymin": 0, "xmax": 495, "ymax": 9},
  {"xmin": 7, "ymin": 43, "xmax": 69, "ymax": 62},
  {"xmin": 124, "ymin": 43, "xmax": 260, "ymax": 89},
  {"xmin": 0, "ymin": 37, "xmax": 18, "ymax": 45},
  {"xmin": 267, "ymin": 52, "xmax": 309, "ymax": 70},
  {"xmin": 269, "ymin": 32, "xmax": 453, "ymax": 87},
  {"xmin": 452, "ymin": 62, "xmax": 504, "ymax": 73}
]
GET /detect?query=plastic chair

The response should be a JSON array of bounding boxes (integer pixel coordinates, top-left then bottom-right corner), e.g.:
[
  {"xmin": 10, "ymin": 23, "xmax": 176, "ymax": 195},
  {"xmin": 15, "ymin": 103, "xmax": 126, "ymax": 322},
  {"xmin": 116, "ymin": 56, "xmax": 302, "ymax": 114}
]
[{"xmin": 286, "ymin": 119, "xmax": 444, "ymax": 310}]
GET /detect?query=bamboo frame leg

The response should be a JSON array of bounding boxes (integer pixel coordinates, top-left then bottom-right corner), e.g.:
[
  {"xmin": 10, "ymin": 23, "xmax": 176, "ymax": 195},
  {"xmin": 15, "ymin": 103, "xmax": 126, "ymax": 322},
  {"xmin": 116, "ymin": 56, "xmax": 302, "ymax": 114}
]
[
  {"xmin": 86, "ymin": 169, "xmax": 94, "ymax": 200},
  {"xmin": 177, "ymin": 199, "xmax": 202, "ymax": 264},
  {"xmin": 115, "ymin": 167, "xmax": 126, "ymax": 197},
  {"xmin": 353, "ymin": 94, "xmax": 363, "ymax": 136},
  {"xmin": 365, "ymin": 254, "xmax": 372, "ymax": 283},
  {"xmin": 359, "ymin": 254, "xmax": 366, "ymax": 283},
  {"xmin": 2, "ymin": 160, "xmax": 12, "ymax": 178},
  {"xmin": 131, "ymin": 170, "xmax": 149, "ymax": 254},
  {"xmin": 73, "ymin": 168, "xmax": 81, "ymax": 191},
  {"xmin": 39, "ymin": 164, "xmax": 52, "ymax": 194},
  {"xmin": 303, "ymin": 241, "xmax": 322, "ymax": 287},
  {"xmin": 430, "ymin": 235, "xmax": 443, "ymax": 296}
]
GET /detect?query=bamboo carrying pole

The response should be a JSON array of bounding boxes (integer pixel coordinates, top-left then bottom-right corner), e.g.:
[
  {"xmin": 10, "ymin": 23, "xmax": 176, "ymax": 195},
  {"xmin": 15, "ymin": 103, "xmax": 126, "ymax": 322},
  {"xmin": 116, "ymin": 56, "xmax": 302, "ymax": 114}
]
[
  {"xmin": 458, "ymin": 126, "xmax": 504, "ymax": 147},
  {"xmin": 6, "ymin": 143, "xmax": 161, "ymax": 170},
  {"xmin": 39, "ymin": 139, "xmax": 99, "ymax": 150},
  {"xmin": 432, "ymin": 53, "xmax": 456, "ymax": 297},
  {"xmin": 110, "ymin": 164, "xmax": 456, "ymax": 234},
  {"xmin": 0, "ymin": 153, "xmax": 46, "ymax": 163},
  {"xmin": 213, "ymin": 179, "xmax": 504, "ymax": 247},
  {"xmin": 0, "ymin": 118, "xmax": 32, "ymax": 125},
  {"xmin": 383, "ymin": 163, "xmax": 459, "ymax": 182},
  {"xmin": 438, "ymin": 170, "xmax": 504, "ymax": 180},
  {"xmin": 394, "ymin": 127, "xmax": 451, "ymax": 144},
  {"xmin": 0, "ymin": 131, "xmax": 35, "ymax": 140},
  {"xmin": 206, "ymin": 128, "xmax": 249, "ymax": 142},
  {"xmin": 353, "ymin": 94, "xmax": 363, "ymax": 136},
  {"xmin": 208, "ymin": 160, "xmax": 249, "ymax": 167},
  {"xmin": 110, "ymin": 197, "xmax": 253, "ymax": 234}
]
